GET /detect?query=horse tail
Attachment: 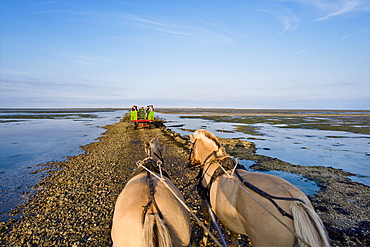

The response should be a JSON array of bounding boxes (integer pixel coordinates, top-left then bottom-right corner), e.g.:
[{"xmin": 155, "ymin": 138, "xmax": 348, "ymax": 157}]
[
  {"xmin": 141, "ymin": 213, "xmax": 173, "ymax": 247},
  {"xmin": 290, "ymin": 197, "xmax": 330, "ymax": 247}
]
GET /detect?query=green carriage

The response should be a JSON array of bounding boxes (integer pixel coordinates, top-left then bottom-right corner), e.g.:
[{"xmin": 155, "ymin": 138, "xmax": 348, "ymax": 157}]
[{"xmin": 130, "ymin": 106, "xmax": 154, "ymax": 129}]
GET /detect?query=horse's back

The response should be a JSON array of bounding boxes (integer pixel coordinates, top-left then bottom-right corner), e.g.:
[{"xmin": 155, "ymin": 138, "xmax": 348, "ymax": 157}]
[
  {"xmin": 111, "ymin": 174, "xmax": 149, "ymax": 247},
  {"xmin": 240, "ymin": 170, "xmax": 310, "ymax": 202},
  {"xmin": 152, "ymin": 177, "xmax": 191, "ymax": 246}
]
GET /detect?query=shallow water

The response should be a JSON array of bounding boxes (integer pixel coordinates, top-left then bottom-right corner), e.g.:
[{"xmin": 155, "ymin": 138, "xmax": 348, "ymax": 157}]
[
  {"xmin": 238, "ymin": 159, "xmax": 319, "ymax": 196},
  {"xmin": 0, "ymin": 109, "xmax": 127, "ymax": 221},
  {"xmin": 156, "ymin": 112, "xmax": 370, "ymax": 186}
]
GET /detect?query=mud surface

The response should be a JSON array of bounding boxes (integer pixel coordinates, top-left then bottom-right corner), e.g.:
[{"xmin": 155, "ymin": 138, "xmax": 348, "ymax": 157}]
[{"xmin": 1, "ymin": 114, "xmax": 369, "ymax": 246}]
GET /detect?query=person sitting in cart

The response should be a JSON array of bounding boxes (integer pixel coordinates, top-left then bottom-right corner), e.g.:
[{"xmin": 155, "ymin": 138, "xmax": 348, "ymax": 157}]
[
  {"xmin": 138, "ymin": 107, "xmax": 146, "ymax": 120},
  {"xmin": 146, "ymin": 105, "xmax": 154, "ymax": 120},
  {"xmin": 130, "ymin": 105, "xmax": 138, "ymax": 121}
]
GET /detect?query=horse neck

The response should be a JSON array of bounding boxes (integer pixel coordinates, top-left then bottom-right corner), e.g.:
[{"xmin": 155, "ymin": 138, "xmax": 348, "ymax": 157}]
[
  {"xmin": 201, "ymin": 160, "xmax": 220, "ymax": 187},
  {"xmin": 197, "ymin": 139, "xmax": 219, "ymax": 164}
]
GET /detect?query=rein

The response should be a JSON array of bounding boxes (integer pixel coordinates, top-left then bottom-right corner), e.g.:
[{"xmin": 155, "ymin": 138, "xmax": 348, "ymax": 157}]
[
  {"xmin": 137, "ymin": 154, "xmax": 224, "ymax": 246},
  {"xmin": 138, "ymin": 159, "xmax": 224, "ymax": 247}
]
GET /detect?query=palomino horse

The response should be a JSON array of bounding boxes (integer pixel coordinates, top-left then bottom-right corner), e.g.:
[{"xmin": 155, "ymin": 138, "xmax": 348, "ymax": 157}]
[
  {"xmin": 189, "ymin": 129, "xmax": 329, "ymax": 247},
  {"xmin": 111, "ymin": 138, "xmax": 191, "ymax": 247}
]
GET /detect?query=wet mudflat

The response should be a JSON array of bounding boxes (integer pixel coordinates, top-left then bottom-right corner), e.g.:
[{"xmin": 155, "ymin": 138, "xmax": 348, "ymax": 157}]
[
  {"xmin": 0, "ymin": 109, "xmax": 127, "ymax": 221},
  {"xmin": 1, "ymin": 114, "xmax": 369, "ymax": 246},
  {"xmin": 157, "ymin": 109, "xmax": 370, "ymax": 187}
]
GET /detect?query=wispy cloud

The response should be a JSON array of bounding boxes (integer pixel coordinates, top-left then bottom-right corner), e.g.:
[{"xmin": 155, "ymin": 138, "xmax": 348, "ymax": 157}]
[
  {"xmin": 359, "ymin": 28, "xmax": 370, "ymax": 33},
  {"xmin": 55, "ymin": 52, "xmax": 108, "ymax": 66},
  {"xmin": 279, "ymin": 13, "xmax": 300, "ymax": 34},
  {"xmin": 332, "ymin": 33, "xmax": 354, "ymax": 44},
  {"xmin": 259, "ymin": 8, "xmax": 300, "ymax": 34},
  {"xmin": 122, "ymin": 13, "xmax": 233, "ymax": 44},
  {"xmin": 69, "ymin": 59, "xmax": 97, "ymax": 66},
  {"xmin": 124, "ymin": 14, "xmax": 166, "ymax": 27},
  {"xmin": 312, "ymin": 0, "xmax": 370, "ymax": 21},
  {"xmin": 280, "ymin": 0, "xmax": 370, "ymax": 21},
  {"xmin": 36, "ymin": 0, "xmax": 60, "ymax": 5},
  {"xmin": 2, "ymin": 69, "xmax": 31, "ymax": 76},
  {"xmin": 0, "ymin": 78, "xmax": 87, "ymax": 89}
]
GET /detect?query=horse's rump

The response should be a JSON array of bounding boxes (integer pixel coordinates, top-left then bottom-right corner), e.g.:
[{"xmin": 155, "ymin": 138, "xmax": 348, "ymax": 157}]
[
  {"xmin": 211, "ymin": 172, "xmax": 298, "ymax": 236},
  {"xmin": 112, "ymin": 173, "xmax": 190, "ymax": 247}
]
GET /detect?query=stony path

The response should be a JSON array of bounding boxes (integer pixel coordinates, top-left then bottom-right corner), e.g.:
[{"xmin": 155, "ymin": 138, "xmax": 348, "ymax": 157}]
[
  {"xmin": 0, "ymin": 118, "xmax": 188, "ymax": 246},
  {"xmin": 0, "ymin": 116, "xmax": 238, "ymax": 246}
]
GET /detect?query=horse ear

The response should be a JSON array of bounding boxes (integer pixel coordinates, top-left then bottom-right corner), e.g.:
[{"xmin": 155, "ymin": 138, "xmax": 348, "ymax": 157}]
[
  {"xmin": 218, "ymin": 146, "xmax": 227, "ymax": 156},
  {"xmin": 189, "ymin": 134, "xmax": 195, "ymax": 143},
  {"xmin": 154, "ymin": 138, "xmax": 165, "ymax": 153},
  {"xmin": 145, "ymin": 141, "xmax": 151, "ymax": 156}
]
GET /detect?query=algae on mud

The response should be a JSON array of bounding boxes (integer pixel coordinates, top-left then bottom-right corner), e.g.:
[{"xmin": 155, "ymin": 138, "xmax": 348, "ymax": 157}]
[{"xmin": 179, "ymin": 114, "xmax": 370, "ymax": 135}]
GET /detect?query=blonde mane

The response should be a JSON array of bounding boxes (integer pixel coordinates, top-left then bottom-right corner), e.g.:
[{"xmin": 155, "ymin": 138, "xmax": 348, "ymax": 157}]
[{"xmin": 193, "ymin": 129, "xmax": 226, "ymax": 156}]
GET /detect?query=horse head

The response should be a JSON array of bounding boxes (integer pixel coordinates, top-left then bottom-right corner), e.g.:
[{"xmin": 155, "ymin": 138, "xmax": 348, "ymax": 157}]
[
  {"xmin": 145, "ymin": 138, "xmax": 165, "ymax": 162},
  {"xmin": 189, "ymin": 129, "xmax": 226, "ymax": 167}
]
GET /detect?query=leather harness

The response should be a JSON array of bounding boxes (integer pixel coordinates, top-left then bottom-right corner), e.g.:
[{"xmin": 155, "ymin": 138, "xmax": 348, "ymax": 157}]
[
  {"xmin": 196, "ymin": 155, "xmax": 305, "ymax": 220},
  {"xmin": 133, "ymin": 157, "xmax": 169, "ymax": 225}
]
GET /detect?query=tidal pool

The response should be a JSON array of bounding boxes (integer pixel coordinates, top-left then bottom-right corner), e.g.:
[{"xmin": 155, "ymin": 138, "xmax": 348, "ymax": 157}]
[
  {"xmin": 156, "ymin": 112, "xmax": 370, "ymax": 186},
  {"xmin": 238, "ymin": 159, "xmax": 319, "ymax": 196},
  {"xmin": 0, "ymin": 109, "xmax": 127, "ymax": 221}
]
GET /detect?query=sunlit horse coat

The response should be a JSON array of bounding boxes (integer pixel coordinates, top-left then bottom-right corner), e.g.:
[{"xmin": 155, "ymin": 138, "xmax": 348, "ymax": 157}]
[
  {"xmin": 111, "ymin": 138, "xmax": 191, "ymax": 247},
  {"xmin": 189, "ymin": 129, "xmax": 329, "ymax": 247}
]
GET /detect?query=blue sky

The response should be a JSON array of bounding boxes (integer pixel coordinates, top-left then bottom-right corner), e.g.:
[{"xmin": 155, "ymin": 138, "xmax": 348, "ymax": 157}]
[{"xmin": 0, "ymin": 0, "xmax": 369, "ymax": 109}]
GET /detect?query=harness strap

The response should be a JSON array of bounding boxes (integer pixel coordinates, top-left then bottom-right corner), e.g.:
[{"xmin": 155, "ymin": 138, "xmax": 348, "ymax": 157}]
[
  {"xmin": 188, "ymin": 146, "xmax": 218, "ymax": 170},
  {"xmin": 197, "ymin": 157, "xmax": 243, "ymax": 202},
  {"xmin": 234, "ymin": 171, "xmax": 304, "ymax": 220},
  {"xmin": 230, "ymin": 175, "xmax": 312, "ymax": 247},
  {"xmin": 153, "ymin": 151, "xmax": 164, "ymax": 164},
  {"xmin": 203, "ymin": 151, "xmax": 218, "ymax": 166},
  {"xmin": 141, "ymin": 170, "xmax": 164, "ymax": 224},
  {"xmin": 196, "ymin": 157, "xmax": 312, "ymax": 246},
  {"xmin": 138, "ymin": 162, "xmax": 224, "ymax": 247},
  {"xmin": 198, "ymin": 156, "xmax": 305, "ymax": 220}
]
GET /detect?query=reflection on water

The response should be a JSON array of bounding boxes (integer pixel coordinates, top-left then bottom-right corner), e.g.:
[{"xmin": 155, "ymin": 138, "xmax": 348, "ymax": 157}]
[
  {"xmin": 157, "ymin": 112, "xmax": 370, "ymax": 186},
  {"xmin": 0, "ymin": 109, "xmax": 127, "ymax": 221}
]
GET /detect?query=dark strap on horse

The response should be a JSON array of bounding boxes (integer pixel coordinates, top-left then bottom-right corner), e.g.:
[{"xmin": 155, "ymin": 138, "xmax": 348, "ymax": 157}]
[
  {"xmin": 141, "ymin": 170, "xmax": 164, "ymax": 224},
  {"xmin": 197, "ymin": 157, "xmax": 243, "ymax": 203},
  {"xmin": 134, "ymin": 158, "xmax": 170, "ymax": 179},
  {"xmin": 153, "ymin": 151, "xmax": 164, "ymax": 164},
  {"xmin": 234, "ymin": 170, "xmax": 305, "ymax": 220},
  {"xmin": 198, "ymin": 156, "xmax": 305, "ymax": 220}
]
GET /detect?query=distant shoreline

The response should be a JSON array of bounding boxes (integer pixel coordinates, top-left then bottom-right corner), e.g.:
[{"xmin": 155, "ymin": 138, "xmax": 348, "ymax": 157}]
[{"xmin": 1, "ymin": 107, "xmax": 369, "ymax": 112}]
